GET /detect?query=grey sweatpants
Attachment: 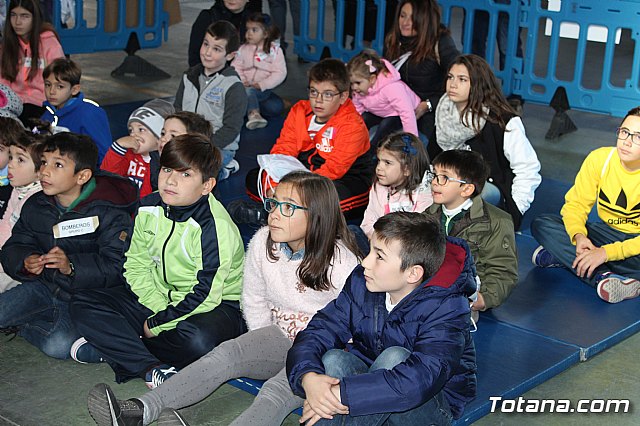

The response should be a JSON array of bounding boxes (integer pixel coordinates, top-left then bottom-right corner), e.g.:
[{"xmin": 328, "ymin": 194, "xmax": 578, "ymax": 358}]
[{"xmin": 139, "ymin": 324, "xmax": 303, "ymax": 425}]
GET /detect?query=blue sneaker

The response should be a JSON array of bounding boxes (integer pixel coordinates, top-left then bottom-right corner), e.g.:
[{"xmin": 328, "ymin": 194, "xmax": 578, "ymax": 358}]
[
  {"xmin": 145, "ymin": 364, "xmax": 178, "ymax": 389},
  {"xmin": 531, "ymin": 246, "xmax": 563, "ymax": 268},
  {"xmin": 596, "ymin": 273, "xmax": 640, "ymax": 303},
  {"xmin": 71, "ymin": 337, "xmax": 105, "ymax": 364}
]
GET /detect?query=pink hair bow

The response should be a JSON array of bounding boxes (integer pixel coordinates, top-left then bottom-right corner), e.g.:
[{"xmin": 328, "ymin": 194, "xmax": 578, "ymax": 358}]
[{"xmin": 365, "ymin": 59, "xmax": 376, "ymax": 73}]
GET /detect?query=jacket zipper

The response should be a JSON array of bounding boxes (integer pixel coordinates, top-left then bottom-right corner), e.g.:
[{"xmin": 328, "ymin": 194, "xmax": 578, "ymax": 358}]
[{"xmin": 162, "ymin": 206, "xmax": 178, "ymax": 300}]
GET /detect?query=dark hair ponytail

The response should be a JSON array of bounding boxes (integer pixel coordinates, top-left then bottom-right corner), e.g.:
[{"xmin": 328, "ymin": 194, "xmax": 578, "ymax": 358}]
[{"xmin": 247, "ymin": 12, "xmax": 281, "ymax": 53}]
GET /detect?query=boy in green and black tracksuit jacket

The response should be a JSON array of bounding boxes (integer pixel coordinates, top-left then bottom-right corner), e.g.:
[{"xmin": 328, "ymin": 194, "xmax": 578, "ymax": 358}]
[{"xmin": 72, "ymin": 191, "xmax": 246, "ymax": 383}]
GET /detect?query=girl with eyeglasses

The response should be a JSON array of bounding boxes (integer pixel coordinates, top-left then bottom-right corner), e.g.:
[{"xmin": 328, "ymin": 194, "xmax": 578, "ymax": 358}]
[
  {"xmin": 432, "ymin": 54, "xmax": 541, "ymax": 230},
  {"xmin": 87, "ymin": 171, "xmax": 360, "ymax": 426},
  {"xmin": 531, "ymin": 107, "xmax": 640, "ymax": 304}
]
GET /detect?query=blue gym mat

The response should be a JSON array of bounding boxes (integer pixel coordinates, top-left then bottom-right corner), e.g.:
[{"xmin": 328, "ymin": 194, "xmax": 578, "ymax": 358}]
[
  {"xmin": 101, "ymin": 99, "xmax": 640, "ymax": 423},
  {"xmin": 485, "ymin": 233, "xmax": 640, "ymax": 360}
]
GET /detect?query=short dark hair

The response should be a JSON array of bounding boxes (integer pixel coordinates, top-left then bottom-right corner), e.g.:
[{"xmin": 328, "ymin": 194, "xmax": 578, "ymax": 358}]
[
  {"xmin": 622, "ymin": 106, "xmax": 640, "ymax": 123},
  {"xmin": 373, "ymin": 212, "xmax": 446, "ymax": 280},
  {"xmin": 308, "ymin": 58, "xmax": 350, "ymax": 93},
  {"xmin": 206, "ymin": 21, "xmax": 240, "ymax": 54},
  {"xmin": 160, "ymin": 134, "xmax": 222, "ymax": 181},
  {"xmin": 41, "ymin": 132, "xmax": 98, "ymax": 174},
  {"xmin": 43, "ymin": 57, "xmax": 81, "ymax": 86},
  {"xmin": 165, "ymin": 111, "xmax": 213, "ymax": 139},
  {"xmin": 0, "ymin": 117, "xmax": 24, "ymax": 146},
  {"xmin": 432, "ymin": 150, "xmax": 490, "ymax": 196},
  {"xmin": 8, "ymin": 131, "xmax": 41, "ymax": 172}
]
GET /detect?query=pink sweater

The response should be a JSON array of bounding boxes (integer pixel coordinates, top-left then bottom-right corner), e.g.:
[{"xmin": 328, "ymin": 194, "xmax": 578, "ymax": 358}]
[
  {"xmin": 0, "ymin": 181, "xmax": 42, "ymax": 247},
  {"xmin": 231, "ymin": 42, "xmax": 287, "ymax": 91},
  {"xmin": 351, "ymin": 59, "xmax": 420, "ymax": 137},
  {"xmin": 0, "ymin": 31, "xmax": 65, "ymax": 106},
  {"xmin": 241, "ymin": 226, "xmax": 358, "ymax": 341},
  {"xmin": 360, "ymin": 179, "xmax": 433, "ymax": 238}
]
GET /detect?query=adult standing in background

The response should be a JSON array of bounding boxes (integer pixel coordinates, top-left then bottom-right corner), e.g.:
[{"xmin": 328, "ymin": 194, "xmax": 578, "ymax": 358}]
[
  {"xmin": 188, "ymin": 0, "xmax": 261, "ymax": 67},
  {"xmin": 383, "ymin": 0, "xmax": 459, "ymax": 143}
]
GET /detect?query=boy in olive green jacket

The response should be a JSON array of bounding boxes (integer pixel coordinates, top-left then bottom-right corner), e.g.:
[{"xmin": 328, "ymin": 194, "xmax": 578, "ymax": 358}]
[{"xmin": 423, "ymin": 150, "xmax": 517, "ymax": 312}]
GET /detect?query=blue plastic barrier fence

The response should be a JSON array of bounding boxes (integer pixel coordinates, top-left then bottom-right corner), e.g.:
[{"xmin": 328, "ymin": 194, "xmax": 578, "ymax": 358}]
[
  {"xmin": 295, "ymin": 0, "xmax": 387, "ymax": 61},
  {"xmin": 297, "ymin": 0, "xmax": 640, "ymax": 117},
  {"xmin": 52, "ymin": 0, "xmax": 169, "ymax": 55},
  {"xmin": 516, "ymin": 0, "xmax": 640, "ymax": 117},
  {"xmin": 439, "ymin": 0, "xmax": 522, "ymax": 97}
]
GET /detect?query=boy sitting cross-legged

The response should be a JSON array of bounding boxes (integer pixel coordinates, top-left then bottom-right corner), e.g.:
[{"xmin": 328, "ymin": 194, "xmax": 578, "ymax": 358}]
[
  {"xmin": 236, "ymin": 58, "xmax": 372, "ymax": 223},
  {"xmin": 286, "ymin": 212, "xmax": 477, "ymax": 425},
  {"xmin": 70, "ymin": 134, "xmax": 246, "ymax": 388},
  {"xmin": 40, "ymin": 58, "xmax": 113, "ymax": 164},
  {"xmin": 424, "ymin": 150, "xmax": 518, "ymax": 314},
  {"xmin": 531, "ymin": 107, "xmax": 640, "ymax": 303},
  {"xmin": 0, "ymin": 132, "xmax": 138, "ymax": 359},
  {"xmin": 175, "ymin": 20, "xmax": 248, "ymax": 181}
]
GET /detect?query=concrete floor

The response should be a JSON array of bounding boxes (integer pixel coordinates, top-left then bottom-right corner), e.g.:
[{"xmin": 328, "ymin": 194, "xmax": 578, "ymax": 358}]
[{"xmin": 1, "ymin": 1, "xmax": 638, "ymax": 425}]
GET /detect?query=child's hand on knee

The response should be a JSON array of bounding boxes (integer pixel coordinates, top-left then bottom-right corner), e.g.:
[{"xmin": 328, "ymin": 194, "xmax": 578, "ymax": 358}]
[
  {"xmin": 574, "ymin": 233, "xmax": 596, "ymax": 255},
  {"xmin": 301, "ymin": 372, "xmax": 349, "ymax": 421},
  {"xmin": 572, "ymin": 246, "xmax": 607, "ymax": 278}
]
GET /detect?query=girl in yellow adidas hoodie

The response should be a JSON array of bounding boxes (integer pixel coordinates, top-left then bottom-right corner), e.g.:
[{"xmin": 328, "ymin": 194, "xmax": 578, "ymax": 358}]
[{"xmin": 531, "ymin": 107, "xmax": 640, "ymax": 304}]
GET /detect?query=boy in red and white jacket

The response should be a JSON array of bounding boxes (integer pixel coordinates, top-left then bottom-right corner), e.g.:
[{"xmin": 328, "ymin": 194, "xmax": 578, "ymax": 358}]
[{"xmin": 101, "ymin": 99, "xmax": 174, "ymax": 198}]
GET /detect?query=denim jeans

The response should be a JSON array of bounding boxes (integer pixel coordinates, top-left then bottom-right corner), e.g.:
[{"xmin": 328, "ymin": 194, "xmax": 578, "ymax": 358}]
[
  {"xmin": 0, "ymin": 281, "xmax": 79, "ymax": 359},
  {"xmin": 245, "ymin": 87, "xmax": 284, "ymax": 117},
  {"xmin": 218, "ymin": 140, "xmax": 240, "ymax": 181},
  {"xmin": 348, "ymin": 224, "xmax": 370, "ymax": 255},
  {"xmin": 531, "ymin": 214, "xmax": 640, "ymax": 287},
  {"xmin": 318, "ymin": 347, "xmax": 453, "ymax": 426},
  {"xmin": 480, "ymin": 181, "xmax": 503, "ymax": 208}
]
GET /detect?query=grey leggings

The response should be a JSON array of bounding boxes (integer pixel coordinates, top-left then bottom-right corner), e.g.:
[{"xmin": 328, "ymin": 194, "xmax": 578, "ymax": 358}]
[{"xmin": 139, "ymin": 324, "xmax": 303, "ymax": 425}]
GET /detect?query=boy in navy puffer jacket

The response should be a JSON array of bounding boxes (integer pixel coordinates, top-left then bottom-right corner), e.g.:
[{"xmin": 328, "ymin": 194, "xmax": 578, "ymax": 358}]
[{"xmin": 287, "ymin": 212, "xmax": 477, "ymax": 425}]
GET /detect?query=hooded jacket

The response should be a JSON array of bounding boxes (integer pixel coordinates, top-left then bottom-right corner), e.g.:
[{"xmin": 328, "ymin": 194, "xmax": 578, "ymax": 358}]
[
  {"xmin": 42, "ymin": 92, "xmax": 113, "ymax": 164},
  {"xmin": 0, "ymin": 31, "xmax": 64, "ymax": 106},
  {"xmin": 287, "ymin": 237, "xmax": 477, "ymax": 419},
  {"xmin": 231, "ymin": 42, "xmax": 287, "ymax": 91},
  {"xmin": 270, "ymin": 99, "xmax": 371, "ymax": 182},
  {"xmin": 351, "ymin": 59, "xmax": 420, "ymax": 136},
  {"xmin": 123, "ymin": 192, "xmax": 244, "ymax": 335},
  {"xmin": 0, "ymin": 172, "xmax": 138, "ymax": 301}
]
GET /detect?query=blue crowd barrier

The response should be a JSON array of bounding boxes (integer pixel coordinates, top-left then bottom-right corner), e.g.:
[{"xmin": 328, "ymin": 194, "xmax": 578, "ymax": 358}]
[
  {"xmin": 52, "ymin": 0, "xmax": 169, "ymax": 55},
  {"xmin": 297, "ymin": 0, "xmax": 640, "ymax": 117},
  {"xmin": 295, "ymin": 0, "xmax": 387, "ymax": 61}
]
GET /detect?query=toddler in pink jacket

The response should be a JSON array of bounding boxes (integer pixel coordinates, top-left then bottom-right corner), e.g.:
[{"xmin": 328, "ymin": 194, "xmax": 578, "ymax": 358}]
[
  {"xmin": 231, "ymin": 13, "xmax": 287, "ymax": 130},
  {"xmin": 348, "ymin": 50, "xmax": 420, "ymax": 149}
]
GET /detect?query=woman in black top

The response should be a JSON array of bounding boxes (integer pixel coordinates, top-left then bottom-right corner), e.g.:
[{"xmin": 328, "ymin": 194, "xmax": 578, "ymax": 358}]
[{"xmin": 382, "ymin": 0, "xmax": 459, "ymax": 143}]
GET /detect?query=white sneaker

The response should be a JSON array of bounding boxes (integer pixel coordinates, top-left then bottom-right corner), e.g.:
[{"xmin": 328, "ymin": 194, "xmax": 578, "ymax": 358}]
[{"xmin": 246, "ymin": 111, "xmax": 268, "ymax": 130}]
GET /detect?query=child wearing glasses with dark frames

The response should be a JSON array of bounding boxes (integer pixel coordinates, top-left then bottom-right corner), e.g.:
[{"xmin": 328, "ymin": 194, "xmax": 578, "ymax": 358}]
[
  {"xmin": 423, "ymin": 149, "xmax": 517, "ymax": 318},
  {"xmin": 244, "ymin": 58, "xmax": 372, "ymax": 220},
  {"xmin": 87, "ymin": 171, "xmax": 360, "ymax": 426},
  {"xmin": 531, "ymin": 107, "xmax": 640, "ymax": 304}
]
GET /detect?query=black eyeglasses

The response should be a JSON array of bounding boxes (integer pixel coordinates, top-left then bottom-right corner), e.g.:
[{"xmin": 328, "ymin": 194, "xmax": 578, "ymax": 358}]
[
  {"xmin": 264, "ymin": 198, "xmax": 308, "ymax": 217},
  {"xmin": 426, "ymin": 171, "xmax": 468, "ymax": 186},
  {"xmin": 616, "ymin": 127, "xmax": 640, "ymax": 146},
  {"xmin": 308, "ymin": 88, "xmax": 342, "ymax": 102}
]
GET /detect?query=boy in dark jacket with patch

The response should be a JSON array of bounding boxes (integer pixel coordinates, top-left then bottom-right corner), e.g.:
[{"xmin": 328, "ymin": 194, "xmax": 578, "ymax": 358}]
[
  {"xmin": 287, "ymin": 212, "xmax": 477, "ymax": 425},
  {"xmin": 0, "ymin": 132, "xmax": 137, "ymax": 359},
  {"xmin": 424, "ymin": 149, "xmax": 518, "ymax": 313}
]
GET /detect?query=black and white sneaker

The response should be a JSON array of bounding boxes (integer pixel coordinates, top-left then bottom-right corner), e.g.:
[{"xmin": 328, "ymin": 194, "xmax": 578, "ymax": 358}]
[{"xmin": 87, "ymin": 383, "xmax": 144, "ymax": 426}]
